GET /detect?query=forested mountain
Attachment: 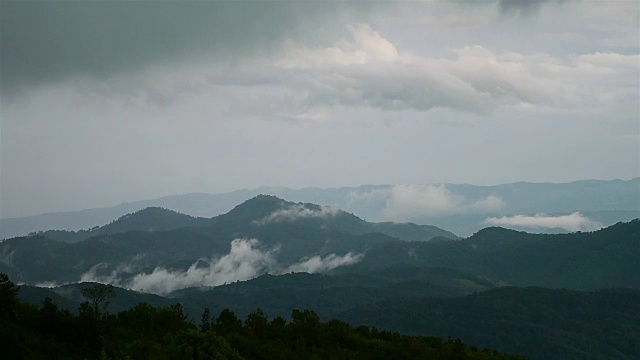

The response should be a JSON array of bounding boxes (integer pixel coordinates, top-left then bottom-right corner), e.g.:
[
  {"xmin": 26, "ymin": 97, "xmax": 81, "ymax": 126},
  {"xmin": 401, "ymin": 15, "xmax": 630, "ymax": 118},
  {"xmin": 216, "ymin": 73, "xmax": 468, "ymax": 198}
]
[
  {"xmin": 0, "ymin": 196, "xmax": 457, "ymax": 285},
  {"xmin": 349, "ymin": 219, "xmax": 640, "ymax": 290},
  {"xmin": 1, "ymin": 196, "xmax": 637, "ymax": 291},
  {"xmin": 5, "ymin": 195, "xmax": 639, "ymax": 360},
  {"xmin": 33, "ymin": 207, "xmax": 210, "ymax": 243},
  {"xmin": 18, "ymin": 266, "xmax": 501, "ymax": 319},
  {"xmin": 3, "ymin": 275, "xmax": 525, "ymax": 360},
  {"xmin": 338, "ymin": 287, "xmax": 640, "ymax": 360},
  {"xmin": 14, "ymin": 276, "xmax": 640, "ymax": 360},
  {"xmin": 2, "ymin": 178, "xmax": 637, "ymax": 239}
]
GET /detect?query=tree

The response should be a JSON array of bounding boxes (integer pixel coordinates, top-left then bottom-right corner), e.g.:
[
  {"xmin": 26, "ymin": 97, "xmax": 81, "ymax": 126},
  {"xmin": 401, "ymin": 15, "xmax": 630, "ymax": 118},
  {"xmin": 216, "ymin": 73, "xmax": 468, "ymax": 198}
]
[
  {"xmin": 215, "ymin": 308, "xmax": 242, "ymax": 335},
  {"xmin": 0, "ymin": 273, "xmax": 20, "ymax": 320},
  {"xmin": 81, "ymin": 283, "xmax": 115, "ymax": 317},
  {"xmin": 200, "ymin": 308, "xmax": 211, "ymax": 332}
]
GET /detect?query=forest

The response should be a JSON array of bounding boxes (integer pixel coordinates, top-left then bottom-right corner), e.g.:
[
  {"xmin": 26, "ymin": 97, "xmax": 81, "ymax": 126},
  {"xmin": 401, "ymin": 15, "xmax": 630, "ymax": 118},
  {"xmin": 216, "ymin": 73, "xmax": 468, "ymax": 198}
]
[{"xmin": 1, "ymin": 274, "xmax": 526, "ymax": 360}]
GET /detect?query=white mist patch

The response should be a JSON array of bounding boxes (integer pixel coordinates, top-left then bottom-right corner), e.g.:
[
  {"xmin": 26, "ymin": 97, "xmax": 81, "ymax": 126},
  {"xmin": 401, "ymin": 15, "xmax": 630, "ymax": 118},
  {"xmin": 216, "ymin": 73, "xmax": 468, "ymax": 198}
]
[
  {"xmin": 80, "ymin": 262, "xmax": 136, "ymax": 285},
  {"xmin": 33, "ymin": 280, "xmax": 67, "ymax": 288},
  {"xmin": 283, "ymin": 252, "xmax": 364, "ymax": 274},
  {"xmin": 128, "ymin": 238, "xmax": 277, "ymax": 294},
  {"xmin": 484, "ymin": 212, "xmax": 602, "ymax": 232},
  {"xmin": 349, "ymin": 184, "xmax": 506, "ymax": 221},
  {"xmin": 253, "ymin": 204, "xmax": 340, "ymax": 225},
  {"xmin": 78, "ymin": 238, "xmax": 363, "ymax": 295}
]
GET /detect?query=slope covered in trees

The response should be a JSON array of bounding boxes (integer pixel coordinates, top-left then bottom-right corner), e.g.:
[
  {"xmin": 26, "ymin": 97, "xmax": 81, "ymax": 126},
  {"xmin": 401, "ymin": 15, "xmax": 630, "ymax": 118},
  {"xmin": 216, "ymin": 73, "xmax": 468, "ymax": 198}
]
[
  {"xmin": 1, "ymin": 274, "xmax": 525, "ymax": 360},
  {"xmin": 337, "ymin": 287, "xmax": 640, "ymax": 360}
]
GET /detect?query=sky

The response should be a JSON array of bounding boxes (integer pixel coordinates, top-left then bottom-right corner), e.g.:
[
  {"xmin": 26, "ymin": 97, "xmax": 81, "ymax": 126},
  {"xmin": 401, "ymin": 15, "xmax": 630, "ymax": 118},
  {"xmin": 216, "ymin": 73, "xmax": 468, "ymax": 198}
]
[{"xmin": 1, "ymin": 0, "xmax": 639, "ymax": 218}]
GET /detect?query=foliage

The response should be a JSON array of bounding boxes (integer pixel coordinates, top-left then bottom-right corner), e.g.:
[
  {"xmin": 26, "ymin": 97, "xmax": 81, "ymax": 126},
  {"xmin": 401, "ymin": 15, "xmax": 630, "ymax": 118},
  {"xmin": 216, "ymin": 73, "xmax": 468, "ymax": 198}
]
[
  {"xmin": 1, "ymin": 273, "xmax": 524, "ymax": 360},
  {"xmin": 338, "ymin": 287, "xmax": 640, "ymax": 360}
]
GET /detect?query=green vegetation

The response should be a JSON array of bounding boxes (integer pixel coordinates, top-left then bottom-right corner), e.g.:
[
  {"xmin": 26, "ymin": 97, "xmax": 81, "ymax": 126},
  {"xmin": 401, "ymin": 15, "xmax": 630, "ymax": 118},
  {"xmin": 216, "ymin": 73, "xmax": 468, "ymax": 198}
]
[
  {"xmin": 1, "ymin": 274, "xmax": 525, "ymax": 360},
  {"xmin": 338, "ymin": 287, "xmax": 640, "ymax": 360},
  {"xmin": 2, "ymin": 196, "xmax": 639, "ymax": 360},
  {"xmin": 351, "ymin": 219, "xmax": 640, "ymax": 290}
]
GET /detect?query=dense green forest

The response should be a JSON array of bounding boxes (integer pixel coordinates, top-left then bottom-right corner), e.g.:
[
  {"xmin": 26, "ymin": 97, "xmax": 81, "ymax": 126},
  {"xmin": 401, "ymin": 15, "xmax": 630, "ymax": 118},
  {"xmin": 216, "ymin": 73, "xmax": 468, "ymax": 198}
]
[
  {"xmin": 1, "ymin": 274, "xmax": 525, "ymax": 360},
  {"xmin": 338, "ymin": 287, "xmax": 640, "ymax": 360}
]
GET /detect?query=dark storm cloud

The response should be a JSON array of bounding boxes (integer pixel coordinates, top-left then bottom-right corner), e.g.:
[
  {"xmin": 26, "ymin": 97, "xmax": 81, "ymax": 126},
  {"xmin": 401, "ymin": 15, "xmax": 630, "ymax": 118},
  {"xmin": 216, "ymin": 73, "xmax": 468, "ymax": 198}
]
[{"xmin": 0, "ymin": 1, "xmax": 374, "ymax": 96}]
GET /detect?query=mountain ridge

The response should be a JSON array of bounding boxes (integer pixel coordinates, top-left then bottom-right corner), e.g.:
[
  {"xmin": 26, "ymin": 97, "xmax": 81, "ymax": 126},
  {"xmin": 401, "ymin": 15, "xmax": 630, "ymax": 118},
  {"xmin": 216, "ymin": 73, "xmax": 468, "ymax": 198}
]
[{"xmin": 2, "ymin": 178, "xmax": 638, "ymax": 239}]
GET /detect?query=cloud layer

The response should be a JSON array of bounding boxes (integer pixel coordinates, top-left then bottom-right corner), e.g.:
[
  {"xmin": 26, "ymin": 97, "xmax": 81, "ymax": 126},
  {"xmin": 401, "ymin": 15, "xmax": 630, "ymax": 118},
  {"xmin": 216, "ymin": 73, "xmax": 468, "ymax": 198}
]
[
  {"xmin": 79, "ymin": 238, "xmax": 364, "ymax": 295},
  {"xmin": 484, "ymin": 212, "xmax": 602, "ymax": 232},
  {"xmin": 1, "ymin": 1, "xmax": 637, "ymax": 219},
  {"xmin": 83, "ymin": 22, "xmax": 638, "ymax": 116},
  {"xmin": 349, "ymin": 184, "xmax": 506, "ymax": 221},
  {"xmin": 253, "ymin": 204, "xmax": 341, "ymax": 225}
]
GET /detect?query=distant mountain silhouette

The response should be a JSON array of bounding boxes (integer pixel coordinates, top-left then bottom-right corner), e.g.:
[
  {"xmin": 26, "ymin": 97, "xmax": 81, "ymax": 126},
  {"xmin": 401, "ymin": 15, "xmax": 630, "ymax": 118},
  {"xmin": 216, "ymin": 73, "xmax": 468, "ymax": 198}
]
[
  {"xmin": 36, "ymin": 207, "xmax": 209, "ymax": 243},
  {"xmin": 3, "ymin": 178, "xmax": 638, "ymax": 239},
  {"xmin": 1, "ymin": 194, "xmax": 637, "ymax": 291}
]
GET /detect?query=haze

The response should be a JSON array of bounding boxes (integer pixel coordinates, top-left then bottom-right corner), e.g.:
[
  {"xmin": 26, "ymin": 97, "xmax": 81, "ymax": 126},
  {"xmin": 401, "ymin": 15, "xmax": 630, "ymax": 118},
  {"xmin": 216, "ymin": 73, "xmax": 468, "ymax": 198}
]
[{"xmin": 1, "ymin": 0, "xmax": 638, "ymax": 218}]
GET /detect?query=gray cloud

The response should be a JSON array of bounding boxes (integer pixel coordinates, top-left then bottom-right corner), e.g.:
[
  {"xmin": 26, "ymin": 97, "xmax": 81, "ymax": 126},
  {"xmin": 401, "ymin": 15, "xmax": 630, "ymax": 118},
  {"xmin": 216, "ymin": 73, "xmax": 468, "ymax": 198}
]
[
  {"xmin": 0, "ymin": 1, "xmax": 377, "ymax": 96},
  {"xmin": 0, "ymin": 1, "xmax": 637, "ymax": 219},
  {"xmin": 84, "ymin": 23, "xmax": 637, "ymax": 115}
]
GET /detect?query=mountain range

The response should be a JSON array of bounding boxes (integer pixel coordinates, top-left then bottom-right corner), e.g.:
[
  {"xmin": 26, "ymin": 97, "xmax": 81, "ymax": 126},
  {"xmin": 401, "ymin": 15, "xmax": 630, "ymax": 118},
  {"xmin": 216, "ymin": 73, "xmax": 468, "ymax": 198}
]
[
  {"xmin": 2, "ymin": 178, "xmax": 638, "ymax": 239},
  {"xmin": 4, "ymin": 194, "xmax": 639, "ymax": 360}
]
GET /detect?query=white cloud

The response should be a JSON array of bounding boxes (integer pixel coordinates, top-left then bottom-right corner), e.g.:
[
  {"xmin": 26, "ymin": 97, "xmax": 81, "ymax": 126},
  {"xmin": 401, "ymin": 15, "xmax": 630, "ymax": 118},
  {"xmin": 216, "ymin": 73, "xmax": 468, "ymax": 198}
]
[
  {"xmin": 349, "ymin": 184, "xmax": 506, "ymax": 221},
  {"xmin": 384, "ymin": 184, "xmax": 465, "ymax": 219},
  {"xmin": 33, "ymin": 281, "xmax": 64, "ymax": 288},
  {"xmin": 266, "ymin": 24, "xmax": 639, "ymax": 115},
  {"xmin": 283, "ymin": 252, "xmax": 364, "ymax": 273},
  {"xmin": 484, "ymin": 212, "xmax": 603, "ymax": 232},
  {"xmin": 468, "ymin": 195, "xmax": 508, "ymax": 212},
  {"xmin": 68, "ymin": 22, "xmax": 638, "ymax": 119},
  {"xmin": 78, "ymin": 238, "xmax": 363, "ymax": 295},
  {"xmin": 253, "ymin": 204, "xmax": 341, "ymax": 225}
]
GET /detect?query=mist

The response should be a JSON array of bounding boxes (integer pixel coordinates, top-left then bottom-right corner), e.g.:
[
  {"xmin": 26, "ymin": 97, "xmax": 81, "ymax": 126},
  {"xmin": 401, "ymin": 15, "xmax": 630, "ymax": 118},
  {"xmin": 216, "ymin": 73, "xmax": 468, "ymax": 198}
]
[
  {"xmin": 484, "ymin": 212, "xmax": 603, "ymax": 232},
  {"xmin": 79, "ymin": 238, "xmax": 364, "ymax": 295}
]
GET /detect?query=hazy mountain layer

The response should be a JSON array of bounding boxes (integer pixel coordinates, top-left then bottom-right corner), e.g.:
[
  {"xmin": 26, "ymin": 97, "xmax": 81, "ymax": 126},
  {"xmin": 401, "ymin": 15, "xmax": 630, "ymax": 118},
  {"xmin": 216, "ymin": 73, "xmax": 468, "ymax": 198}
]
[
  {"xmin": 0, "ymin": 196, "xmax": 456, "ymax": 287},
  {"xmin": 346, "ymin": 219, "xmax": 640, "ymax": 290},
  {"xmin": 2, "ymin": 195, "xmax": 638, "ymax": 293},
  {"xmin": 2, "ymin": 178, "xmax": 638, "ymax": 238}
]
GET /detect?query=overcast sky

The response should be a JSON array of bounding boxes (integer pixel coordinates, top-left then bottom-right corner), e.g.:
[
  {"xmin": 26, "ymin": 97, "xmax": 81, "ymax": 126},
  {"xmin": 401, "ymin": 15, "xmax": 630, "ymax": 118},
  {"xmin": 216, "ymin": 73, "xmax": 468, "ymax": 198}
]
[{"xmin": 1, "ymin": 0, "xmax": 639, "ymax": 218}]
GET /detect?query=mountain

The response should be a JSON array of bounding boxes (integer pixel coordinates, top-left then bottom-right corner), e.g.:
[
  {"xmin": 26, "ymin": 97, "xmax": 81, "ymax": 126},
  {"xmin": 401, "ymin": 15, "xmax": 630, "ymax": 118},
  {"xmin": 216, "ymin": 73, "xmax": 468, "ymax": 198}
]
[
  {"xmin": 0, "ymin": 196, "xmax": 457, "ymax": 285},
  {"xmin": 211, "ymin": 195, "xmax": 459, "ymax": 242},
  {"xmin": 6, "ymin": 195, "xmax": 638, "ymax": 360},
  {"xmin": 35, "ymin": 207, "xmax": 209, "ymax": 243},
  {"xmin": 337, "ymin": 287, "xmax": 640, "ymax": 360},
  {"xmin": 18, "ymin": 265, "xmax": 502, "ymax": 320},
  {"xmin": 0, "ymin": 189, "xmax": 259, "ymax": 239},
  {"xmin": 170, "ymin": 265, "xmax": 504, "ymax": 320},
  {"xmin": 2, "ymin": 195, "xmax": 637, "ymax": 292},
  {"xmin": 348, "ymin": 219, "xmax": 640, "ymax": 290},
  {"xmin": 15, "ymin": 275, "xmax": 639, "ymax": 360},
  {"xmin": 6, "ymin": 279, "xmax": 527, "ymax": 360},
  {"xmin": 2, "ymin": 178, "xmax": 638, "ymax": 239}
]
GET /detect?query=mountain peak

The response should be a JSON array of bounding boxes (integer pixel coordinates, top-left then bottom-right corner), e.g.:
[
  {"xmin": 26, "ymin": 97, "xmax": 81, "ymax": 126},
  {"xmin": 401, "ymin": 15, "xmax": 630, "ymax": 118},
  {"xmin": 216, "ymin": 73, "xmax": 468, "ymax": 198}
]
[
  {"xmin": 99, "ymin": 206, "xmax": 204, "ymax": 234},
  {"xmin": 216, "ymin": 195, "xmax": 294, "ymax": 224}
]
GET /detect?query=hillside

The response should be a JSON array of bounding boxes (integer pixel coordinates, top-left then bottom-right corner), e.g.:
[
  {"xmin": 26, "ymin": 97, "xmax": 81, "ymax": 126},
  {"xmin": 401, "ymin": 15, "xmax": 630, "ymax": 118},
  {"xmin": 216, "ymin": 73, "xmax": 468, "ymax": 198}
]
[
  {"xmin": 2, "ymin": 196, "xmax": 638, "ymax": 291},
  {"xmin": 348, "ymin": 220, "xmax": 640, "ymax": 290},
  {"xmin": 3, "ymin": 275, "xmax": 525, "ymax": 360},
  {"xmin": 338, "ymin": 287, "xmax": 640, "ymax": 360},
  {"xmin": 35, "ymin": 207, "xmax": 209, "ymax": 243}
]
